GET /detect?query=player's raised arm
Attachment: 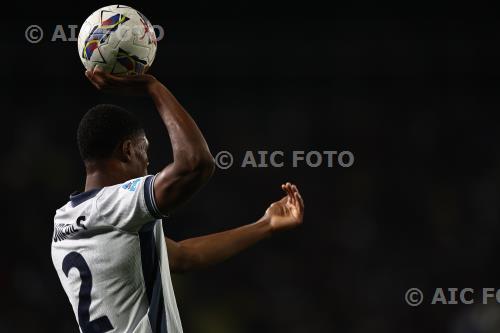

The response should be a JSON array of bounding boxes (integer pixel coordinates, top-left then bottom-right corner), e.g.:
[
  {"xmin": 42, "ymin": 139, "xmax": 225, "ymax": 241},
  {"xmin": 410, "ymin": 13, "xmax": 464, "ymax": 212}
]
[
  {"xmin": 146, "ymin": 79, "xmax": 215, "ymax": 213},
  {"xmin": 85, "ymin": 68, "xmax": 215, "ymax": 213}
]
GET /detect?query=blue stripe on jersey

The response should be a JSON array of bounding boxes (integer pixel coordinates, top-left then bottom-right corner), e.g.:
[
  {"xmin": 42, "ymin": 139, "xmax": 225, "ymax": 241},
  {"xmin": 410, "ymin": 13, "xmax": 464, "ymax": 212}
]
[
  {"xmin": 69, "ymin": 188, "xmax": 102, "ymax": 207},
  {"xmin": 144, "ymin": 175, "xmax": 165, "ymax": 219},
  {"xmin": 139, "ymin": 222, "xmax": 168, "ymax": 333}
]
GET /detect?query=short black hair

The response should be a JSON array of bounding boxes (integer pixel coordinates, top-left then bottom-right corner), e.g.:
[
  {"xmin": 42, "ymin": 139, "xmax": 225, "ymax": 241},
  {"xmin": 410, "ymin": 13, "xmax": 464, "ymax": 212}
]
[{"xmin": 77, "ymin": 104, "xmax": 143, "ymax": 160}]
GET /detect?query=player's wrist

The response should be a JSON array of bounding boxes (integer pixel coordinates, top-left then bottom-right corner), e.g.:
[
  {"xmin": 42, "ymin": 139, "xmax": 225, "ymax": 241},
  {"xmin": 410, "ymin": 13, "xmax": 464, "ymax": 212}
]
[{"xmin": 256, "ymin": 215, "xmax": 274, "ymax": 238}]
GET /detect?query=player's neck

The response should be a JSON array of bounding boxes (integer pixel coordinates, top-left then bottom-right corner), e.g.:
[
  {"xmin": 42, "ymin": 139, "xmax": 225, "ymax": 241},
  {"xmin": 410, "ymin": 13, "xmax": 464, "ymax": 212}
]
[{"xmin": 84, "ymin": 159, "xmax": 129, "ymax": 192}]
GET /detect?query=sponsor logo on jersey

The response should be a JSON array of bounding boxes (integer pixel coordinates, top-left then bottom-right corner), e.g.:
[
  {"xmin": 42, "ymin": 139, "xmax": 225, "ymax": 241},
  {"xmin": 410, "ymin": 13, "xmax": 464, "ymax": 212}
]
[{"xmin": 121, "ymin": 178, "xmax": 140, "ymax": 192}]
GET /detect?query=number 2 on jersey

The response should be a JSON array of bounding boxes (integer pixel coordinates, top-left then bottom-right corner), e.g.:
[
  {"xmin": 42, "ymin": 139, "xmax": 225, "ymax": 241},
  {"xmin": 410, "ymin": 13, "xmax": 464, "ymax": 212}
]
[{"xmin": 62, "ymin": 252, "xmax": 114, "ymax": 333}]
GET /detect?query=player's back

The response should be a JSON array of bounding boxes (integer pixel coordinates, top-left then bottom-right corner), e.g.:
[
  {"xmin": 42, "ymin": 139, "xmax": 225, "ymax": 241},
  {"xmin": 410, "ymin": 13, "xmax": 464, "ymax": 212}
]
[{"xmin": 51, "ymin": 175, "xmax": 183, "ymax": 333}]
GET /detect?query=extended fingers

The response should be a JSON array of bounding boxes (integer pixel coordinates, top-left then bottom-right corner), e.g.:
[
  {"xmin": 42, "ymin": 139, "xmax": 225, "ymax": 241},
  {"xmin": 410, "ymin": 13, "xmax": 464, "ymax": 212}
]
[
  {"xmin": 85, "ymin": 67, "xmax": 105, "ymax": 86},
  {"xmin": 85, "ymin": 67, "xmax": 118, "ymax": 90},
  {"xmin": 85, "ymin": 70, "xmax": 102, "ymax": 89},
  {"xmin": 92, "ymin": 66, "xmax": 113, "ymax": 84}
]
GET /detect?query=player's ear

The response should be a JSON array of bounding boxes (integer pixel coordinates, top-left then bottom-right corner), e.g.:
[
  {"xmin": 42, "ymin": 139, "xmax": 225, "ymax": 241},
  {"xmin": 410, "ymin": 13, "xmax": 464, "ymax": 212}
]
[{"xmin": 119, "ymin": 139, "xmax": 134, "ymax": 162}]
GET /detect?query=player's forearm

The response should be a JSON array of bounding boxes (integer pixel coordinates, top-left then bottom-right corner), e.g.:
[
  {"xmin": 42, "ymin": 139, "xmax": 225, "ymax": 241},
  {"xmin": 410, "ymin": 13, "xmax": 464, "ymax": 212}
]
[
  {"xmin": 174, "ymin": 218, "xmax": 273, "ymax": 272},
  {"xmin": 147, "ymin": 81, "xmax": 213, "ymax": 170}
]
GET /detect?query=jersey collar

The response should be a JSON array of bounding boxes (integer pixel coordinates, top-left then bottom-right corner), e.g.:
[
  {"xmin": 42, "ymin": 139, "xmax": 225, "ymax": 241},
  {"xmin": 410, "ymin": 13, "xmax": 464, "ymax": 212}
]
[{"xmin": 70, "ymin": 188, "xmax": 102, "ymax": 207}]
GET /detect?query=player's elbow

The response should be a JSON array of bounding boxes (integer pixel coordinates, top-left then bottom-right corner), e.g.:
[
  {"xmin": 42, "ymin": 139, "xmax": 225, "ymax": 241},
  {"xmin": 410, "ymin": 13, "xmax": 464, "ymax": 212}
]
[
  {"xmin": 193, "ymin": 154, "xmax": 215, "ymax": 180},
  {"xmin": 176, "ymin": 153, "xmax": 215, "ymax": 181}
]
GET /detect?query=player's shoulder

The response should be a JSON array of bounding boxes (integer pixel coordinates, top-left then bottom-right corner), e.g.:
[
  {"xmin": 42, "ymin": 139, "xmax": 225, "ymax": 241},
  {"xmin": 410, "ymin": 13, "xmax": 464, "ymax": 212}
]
[
  {"xmin": 96, "ymin": 175, "xmax": 154, "ymax": 202},
  {"xmin": 55, "ymin": 175, "xmax": 158, "ymax": 221}
]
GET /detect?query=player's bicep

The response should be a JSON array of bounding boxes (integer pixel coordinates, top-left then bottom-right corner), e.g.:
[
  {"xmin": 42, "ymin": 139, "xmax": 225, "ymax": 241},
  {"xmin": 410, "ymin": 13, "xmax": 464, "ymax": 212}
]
[{"xmin": 153, "ymin": 160, "xmax": 213, "ymax": 214}]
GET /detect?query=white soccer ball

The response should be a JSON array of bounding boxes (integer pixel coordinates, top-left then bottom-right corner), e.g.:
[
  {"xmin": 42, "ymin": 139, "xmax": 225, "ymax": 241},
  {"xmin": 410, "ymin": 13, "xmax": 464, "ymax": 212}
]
[{"xmin": 77, "ymin": 5, "xmax": 157, "ymax": 75}]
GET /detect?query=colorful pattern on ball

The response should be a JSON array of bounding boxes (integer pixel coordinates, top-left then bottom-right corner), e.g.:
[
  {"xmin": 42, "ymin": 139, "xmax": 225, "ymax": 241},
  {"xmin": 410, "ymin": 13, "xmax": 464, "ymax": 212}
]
[
  {"xmin": 115, "ymin": 48, "xmax": 147, "ymax": 74},
  {"xmin": 83, "ymin": 13, "xmax": 130, "ymax": 60},
  {"xmin": 77, "ymin": 5, "xmax": 158, "ymax": 75}
]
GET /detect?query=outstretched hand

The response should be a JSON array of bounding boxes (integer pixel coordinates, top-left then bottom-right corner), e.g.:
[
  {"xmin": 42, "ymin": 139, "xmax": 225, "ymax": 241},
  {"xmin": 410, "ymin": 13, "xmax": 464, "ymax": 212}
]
[
  {"xmin": 263, "ymin": 182, "xmax": 304, "ymax": 234},
  {"xmin": 85, "ymin": 66, "xmax": 158, "ymax": 95}
]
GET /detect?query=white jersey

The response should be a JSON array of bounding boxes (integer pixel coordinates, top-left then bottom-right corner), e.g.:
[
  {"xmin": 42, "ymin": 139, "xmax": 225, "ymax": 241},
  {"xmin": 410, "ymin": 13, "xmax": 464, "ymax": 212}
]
[{"xmin": 51, "ymin": 175, "xmax": 183, "ymax": 333}]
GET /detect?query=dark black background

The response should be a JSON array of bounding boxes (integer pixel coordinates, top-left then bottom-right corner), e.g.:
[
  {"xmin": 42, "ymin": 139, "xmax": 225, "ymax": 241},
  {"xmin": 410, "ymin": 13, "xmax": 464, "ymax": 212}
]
[{"xmin": 3, "ymin": 1, "xmax": 500, "ymax": 332}]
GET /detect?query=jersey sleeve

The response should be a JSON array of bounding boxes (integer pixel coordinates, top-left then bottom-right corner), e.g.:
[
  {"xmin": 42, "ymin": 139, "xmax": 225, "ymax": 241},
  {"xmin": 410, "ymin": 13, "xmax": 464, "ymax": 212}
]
[{"xmin": 95, "ymin": 174, "xmax": 167, "ymax": 232}]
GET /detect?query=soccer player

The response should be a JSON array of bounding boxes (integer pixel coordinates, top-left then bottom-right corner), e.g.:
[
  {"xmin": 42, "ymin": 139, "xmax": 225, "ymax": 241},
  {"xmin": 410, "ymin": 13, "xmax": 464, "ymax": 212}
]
[{"xmin": 51, "ymin": 68, "xmax": 304, "ymax": 333}]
